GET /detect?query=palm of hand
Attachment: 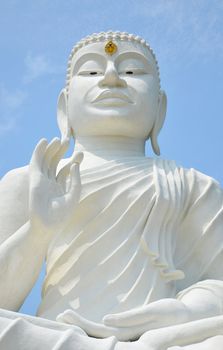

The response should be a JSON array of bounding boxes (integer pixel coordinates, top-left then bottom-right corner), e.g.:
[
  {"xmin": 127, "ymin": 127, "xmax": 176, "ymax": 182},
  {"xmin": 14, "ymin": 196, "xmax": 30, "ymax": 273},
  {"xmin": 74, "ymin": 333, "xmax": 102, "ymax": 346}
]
[
  {"xmin": 29, "ymin": 138, "xmax": 83, "ymax": 236},
  {"xmin": 56, "ymin": 299, "xmax": 190, "ymax": 342}
]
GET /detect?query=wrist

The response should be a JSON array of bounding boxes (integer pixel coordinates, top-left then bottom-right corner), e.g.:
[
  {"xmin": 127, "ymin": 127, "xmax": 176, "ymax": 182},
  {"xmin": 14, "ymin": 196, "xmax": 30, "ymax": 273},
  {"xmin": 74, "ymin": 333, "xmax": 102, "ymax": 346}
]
[
  {"xmin": 177, "ymin": 286, "xmax": 222, "ymax": 321},
  {"xmin": 28, "ymin": 219, "xmax": 53, "ymax": 247}
]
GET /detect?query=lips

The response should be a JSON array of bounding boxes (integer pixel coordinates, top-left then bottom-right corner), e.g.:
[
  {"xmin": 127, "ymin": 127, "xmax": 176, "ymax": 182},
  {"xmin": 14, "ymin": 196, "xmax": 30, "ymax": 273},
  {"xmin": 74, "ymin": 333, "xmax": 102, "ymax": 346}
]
[{"xmin": 92, "ymin": 90, "xmax": 133, "ymax": 104}]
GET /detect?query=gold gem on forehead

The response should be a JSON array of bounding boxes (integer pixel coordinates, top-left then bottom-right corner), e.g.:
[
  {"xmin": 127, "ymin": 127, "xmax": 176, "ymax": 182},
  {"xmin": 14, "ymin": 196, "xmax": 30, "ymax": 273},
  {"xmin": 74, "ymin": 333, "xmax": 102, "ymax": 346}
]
[{"xmin": 104, "ymin": 40, "xmax": 117, "ymax": 55}]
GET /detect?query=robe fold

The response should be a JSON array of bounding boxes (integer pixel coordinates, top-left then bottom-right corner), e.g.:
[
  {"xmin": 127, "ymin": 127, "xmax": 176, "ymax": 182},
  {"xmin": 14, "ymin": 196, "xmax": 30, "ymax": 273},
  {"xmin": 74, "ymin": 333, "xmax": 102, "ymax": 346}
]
[
  {"xmin": 0, "ymin": 157, "xmax": 223, "ymax": 349},
  {"xmin": 36, "ymin": 157, "xmax": 223, "ymax": 326}
]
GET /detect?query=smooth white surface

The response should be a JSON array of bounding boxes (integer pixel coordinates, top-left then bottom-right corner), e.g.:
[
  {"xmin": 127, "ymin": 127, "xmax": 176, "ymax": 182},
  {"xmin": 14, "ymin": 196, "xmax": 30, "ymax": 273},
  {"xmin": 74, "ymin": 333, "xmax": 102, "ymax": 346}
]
[{"xmin": 0, "ymin": 32, "xmax": 223, "ymax": 349}]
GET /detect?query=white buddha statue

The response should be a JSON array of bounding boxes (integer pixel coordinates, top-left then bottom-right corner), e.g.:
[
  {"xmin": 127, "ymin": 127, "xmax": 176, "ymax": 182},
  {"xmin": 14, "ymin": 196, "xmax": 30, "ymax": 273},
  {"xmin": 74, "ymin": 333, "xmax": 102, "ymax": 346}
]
[{"xmin": 0, "ymin": 31, "xmax": 223, "ymax": 350}]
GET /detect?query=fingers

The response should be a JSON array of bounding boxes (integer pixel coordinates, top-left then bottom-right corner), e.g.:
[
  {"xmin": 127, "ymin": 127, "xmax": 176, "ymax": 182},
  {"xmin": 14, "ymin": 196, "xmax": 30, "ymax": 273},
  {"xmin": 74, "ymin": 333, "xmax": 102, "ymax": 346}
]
[
  {"xmin": 49, "ymin": 138, "xmax": 70, "ymax": 177},
  {"xmin": 103, "ymin": 307, "xmax": 152, "ymax": 328},
  {"xmin": 56, "ymin": 310, "xmax": 145, "ymax": 341},
  {"xmin": 103, "ymin": 312, "xmax": 132, "ymax": 327},
  {"xmin": 30, "ymin": 137, "xmax": 71, "ymax": 179},
  {"xmin": 56, "ymin": 312, "xmax": 87, "ymax": 336},
  {"xmin": 42, "ymin": 138, "xmax": 61, "ymax": 176},
  {"xmin": 56, "ymin": 151, "xmax": 84, "ymax": 186},
  {"xmin": 69, "ymin": 162, "xmax": 81, "ymax": 190},
  {"xmin": 72, "ymin": 151, "xmax": 84, "ymax": 165},
  {"xmin": 62, "ymin": 163, "xmax": 81, "ymax": 205},
  {"xmin": 56, "ymin": 310, "xmax": 114, "ymax": 338},
  {"xmin": 30, "ymin": 139, "xmax": 48, "ymax": 173},
  {"xmin": 56, "ymin": 162, "xmax": 72, "ymax": 186}
]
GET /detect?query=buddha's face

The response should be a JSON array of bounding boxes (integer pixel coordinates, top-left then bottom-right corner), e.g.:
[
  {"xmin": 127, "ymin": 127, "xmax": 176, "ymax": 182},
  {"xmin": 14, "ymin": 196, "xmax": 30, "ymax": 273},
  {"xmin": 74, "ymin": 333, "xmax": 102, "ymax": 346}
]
[{"xmin": 66, "ymin": 40, "xmax": 161, "ymax": 140}]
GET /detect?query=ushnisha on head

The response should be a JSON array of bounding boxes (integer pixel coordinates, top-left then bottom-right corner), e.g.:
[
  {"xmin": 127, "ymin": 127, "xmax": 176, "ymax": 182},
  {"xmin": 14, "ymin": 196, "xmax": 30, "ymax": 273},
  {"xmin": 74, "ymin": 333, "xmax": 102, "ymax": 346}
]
[{"xmin": 57, "ymin": 31, "xmax": 167, "ymax": 155}]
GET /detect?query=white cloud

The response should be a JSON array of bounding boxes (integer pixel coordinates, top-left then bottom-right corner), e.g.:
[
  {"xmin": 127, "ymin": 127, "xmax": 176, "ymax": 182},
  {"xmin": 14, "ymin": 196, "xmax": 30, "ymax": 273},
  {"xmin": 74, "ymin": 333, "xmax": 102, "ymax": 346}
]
[
  {"xmin": 23, "ymin": 53, "xmax": 63, "ymax": 83},
  {"xmin": 0, "ymin": 118, "xmax": 17, "ymax": 135},
  {"xmin": 0, "ymin": 85, "xmax": 27, "ymax": 135},
  {"xmin": 0, "ymin": 52, "xmax": 63, "ymax": 135},
  {"xmin": 0, "ymin": 85, "xmax": 27, "ymax": 109},
  {"xmin": 127, "ymin": 0, "xmax": 223, "ymax": 63}
]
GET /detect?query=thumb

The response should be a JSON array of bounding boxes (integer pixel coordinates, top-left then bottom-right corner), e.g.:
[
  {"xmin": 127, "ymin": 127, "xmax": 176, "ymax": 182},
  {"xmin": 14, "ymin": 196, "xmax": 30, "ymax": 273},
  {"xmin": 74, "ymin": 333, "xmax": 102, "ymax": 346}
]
[
  {"xmin": 64, "ymin": 163, "xmax": 81, "ymax": 205},
  {"xmin": 56, "ymin": 151, "xmax": 84, "ymax": 185},
  {"xmin": 72, "ymin": 151, "xmax": 84, "ymax": 165}
]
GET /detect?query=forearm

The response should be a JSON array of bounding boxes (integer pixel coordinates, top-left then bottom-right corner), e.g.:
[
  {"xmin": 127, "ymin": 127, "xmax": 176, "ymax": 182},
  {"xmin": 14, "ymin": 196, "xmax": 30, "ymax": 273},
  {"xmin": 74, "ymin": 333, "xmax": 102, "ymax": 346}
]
[
  {"xmin": 177, "ymin": 279, "xmax": 223, "ymax": 320},
  {"xmin": 0, "ymin": 221, "xmax": 49, "ymax": 311}
]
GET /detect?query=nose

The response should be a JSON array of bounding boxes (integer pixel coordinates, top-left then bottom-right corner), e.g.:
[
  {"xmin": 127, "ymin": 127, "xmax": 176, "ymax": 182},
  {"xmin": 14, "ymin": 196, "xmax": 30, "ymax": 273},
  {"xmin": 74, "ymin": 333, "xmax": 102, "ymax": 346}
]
[{"xmin": 98, "ymin": 62, "xmax": 127, "ymax": 88}]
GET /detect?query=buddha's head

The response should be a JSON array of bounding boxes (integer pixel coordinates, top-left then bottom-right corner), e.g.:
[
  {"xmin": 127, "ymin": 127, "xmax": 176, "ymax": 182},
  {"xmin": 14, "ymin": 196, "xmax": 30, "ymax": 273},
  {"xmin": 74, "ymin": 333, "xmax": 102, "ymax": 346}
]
[{"xmin": 57, "ymin": 31, "xmax": 167, "ymax": 155}]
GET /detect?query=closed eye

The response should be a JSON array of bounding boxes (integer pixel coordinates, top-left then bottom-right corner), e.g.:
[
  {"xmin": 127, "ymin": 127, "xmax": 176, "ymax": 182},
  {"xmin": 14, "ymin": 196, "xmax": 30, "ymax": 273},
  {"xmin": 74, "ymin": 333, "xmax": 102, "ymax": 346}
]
[
  {"xmin": 119, "ymin": 69, "xmax": 147, "ymax": 76},
  {"xmin": 90, "ymin": 71, "xmax": 101, "ymax": 75},
  {"xmin": 78, "ymin": 71, "xmax": 103, "ymax": 76}
]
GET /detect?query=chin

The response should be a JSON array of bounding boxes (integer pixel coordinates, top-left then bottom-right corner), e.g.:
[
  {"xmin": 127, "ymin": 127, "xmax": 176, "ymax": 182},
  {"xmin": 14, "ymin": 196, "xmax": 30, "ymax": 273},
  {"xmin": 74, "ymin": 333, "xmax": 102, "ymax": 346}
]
[
  {"xmin": 90, "ymin": 105, "xmax": 134, "ymax": 117},
  {"xmin": 76, "ymin": 120, "xmax": 150, "ymax": 139},
  {"xmin": 72, "ymin": 107, "xmax": 153, "ymax": 139}
]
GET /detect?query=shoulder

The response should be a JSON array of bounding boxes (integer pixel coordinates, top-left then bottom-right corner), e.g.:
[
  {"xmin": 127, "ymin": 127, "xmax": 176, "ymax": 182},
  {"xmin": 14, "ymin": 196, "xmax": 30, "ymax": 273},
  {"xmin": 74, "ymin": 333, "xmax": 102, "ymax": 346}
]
[
  {"xmin": 178, "ymin": 166, "xmax": 222, "ymax": 196},
  {"xmin": 155, "ymin": 158, "xmax": 221, "ymax": 187},
  {"xmin": 153, "ymin": 158, "xmax": 222, "ymax": 201},
  {"xmin": 0, "ymin": 166, "xmax": 30, "ymax": 244},
  {"xmin": 1, "ymin": 165, "xmax": 29, "ymax": 194}
]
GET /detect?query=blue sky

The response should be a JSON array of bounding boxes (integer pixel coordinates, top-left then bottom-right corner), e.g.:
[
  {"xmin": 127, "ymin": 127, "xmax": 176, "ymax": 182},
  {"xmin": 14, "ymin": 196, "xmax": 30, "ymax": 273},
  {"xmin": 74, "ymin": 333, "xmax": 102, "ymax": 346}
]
[{"xmin": 0, "ymin": 0, "xmax": 223, "ymax": 316}]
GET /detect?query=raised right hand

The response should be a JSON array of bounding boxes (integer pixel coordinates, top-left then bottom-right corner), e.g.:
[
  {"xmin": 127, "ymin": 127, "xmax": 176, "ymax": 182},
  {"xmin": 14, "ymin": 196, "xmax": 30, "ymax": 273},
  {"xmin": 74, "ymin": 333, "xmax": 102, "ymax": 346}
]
[{"xmin": 29, "ymin": 138, "xmax": 83, "ymax": 239}]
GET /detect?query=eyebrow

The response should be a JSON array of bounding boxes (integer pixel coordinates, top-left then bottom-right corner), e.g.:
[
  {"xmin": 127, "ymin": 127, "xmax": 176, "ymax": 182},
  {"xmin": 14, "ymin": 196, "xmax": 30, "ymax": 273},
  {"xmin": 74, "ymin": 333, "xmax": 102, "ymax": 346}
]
[
  {"xmin": 115, "ymin": 51, "xmax": 154, "ymax": 67},
  {"xmin": 72, "ymin": 53, "xmax": 106, "ymax": 74},
  {"xmin": 72, "ymin": 50, "xmax": 156, "ymax": 74}
]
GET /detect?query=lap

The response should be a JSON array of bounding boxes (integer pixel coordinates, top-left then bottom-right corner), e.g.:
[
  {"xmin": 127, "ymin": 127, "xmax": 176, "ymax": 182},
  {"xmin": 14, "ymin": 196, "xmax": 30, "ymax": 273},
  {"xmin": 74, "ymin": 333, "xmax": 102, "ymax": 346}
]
[
  {"xmin": 1, "ymin": 309, "xmax": 223, "ymax": 350},
  {"xmin": 168, "ymin": 335, "xmax": 223, "ymax": 350}
]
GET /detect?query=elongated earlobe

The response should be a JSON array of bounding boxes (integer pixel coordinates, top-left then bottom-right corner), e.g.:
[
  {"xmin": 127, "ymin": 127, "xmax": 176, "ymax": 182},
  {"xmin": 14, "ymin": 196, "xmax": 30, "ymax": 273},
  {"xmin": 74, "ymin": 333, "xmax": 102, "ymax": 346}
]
[
  {"xmin": 150, "ymin": 90, "xmax": 167, "ymax": 155},
  {"xmin": 57, "ymin": 89, "xmax": 72, "ymax": 141}
]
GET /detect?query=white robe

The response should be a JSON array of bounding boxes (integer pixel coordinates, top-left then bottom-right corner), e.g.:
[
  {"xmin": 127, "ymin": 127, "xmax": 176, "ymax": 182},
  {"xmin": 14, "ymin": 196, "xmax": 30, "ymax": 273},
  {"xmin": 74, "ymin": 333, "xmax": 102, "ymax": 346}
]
[
  {"xmin": 37, "ymin": 157, "xmax": 223, "ymax": 324},
  {"xmin": 0, "ymin": 157, "xmax": 223, "ymax": 349}
]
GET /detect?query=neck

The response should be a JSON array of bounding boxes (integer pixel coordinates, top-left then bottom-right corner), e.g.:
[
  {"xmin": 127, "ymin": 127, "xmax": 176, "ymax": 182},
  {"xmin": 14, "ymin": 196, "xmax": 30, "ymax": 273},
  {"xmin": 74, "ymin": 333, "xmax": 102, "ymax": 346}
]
[{"xmin": 74, "ymin": 136, "xmax": 146, "ymax": 169}]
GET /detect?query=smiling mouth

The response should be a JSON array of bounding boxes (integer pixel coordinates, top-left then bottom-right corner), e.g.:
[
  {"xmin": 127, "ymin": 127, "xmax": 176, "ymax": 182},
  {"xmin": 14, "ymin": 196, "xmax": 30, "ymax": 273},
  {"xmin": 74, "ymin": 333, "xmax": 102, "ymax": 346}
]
[{"xmin": 92, "ymin": 91, "xmax": 133, "ymax": 105}]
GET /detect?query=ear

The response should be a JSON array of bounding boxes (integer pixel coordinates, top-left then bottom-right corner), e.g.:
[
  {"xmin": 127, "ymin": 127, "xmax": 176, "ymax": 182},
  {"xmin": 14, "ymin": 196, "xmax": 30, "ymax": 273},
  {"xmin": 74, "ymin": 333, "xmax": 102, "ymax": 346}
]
[
  {"xmin": 57, "ymin": 89, "xmax": 71, "ymax": 141},
  {"xmin": 150, "ymin": 90, "xmax": 167, "ymax": 156}
]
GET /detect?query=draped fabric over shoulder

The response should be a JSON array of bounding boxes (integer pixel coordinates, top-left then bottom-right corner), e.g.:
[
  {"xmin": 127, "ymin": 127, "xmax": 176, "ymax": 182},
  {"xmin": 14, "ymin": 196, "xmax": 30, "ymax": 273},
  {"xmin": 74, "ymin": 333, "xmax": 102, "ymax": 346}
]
[
  {"xmin": 38, "ymin": 158, "xmax": 223, "ymax": 324},
  {"xmin": 39, "ymin": 157, "xmax": 175, "ymax": 322}
]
